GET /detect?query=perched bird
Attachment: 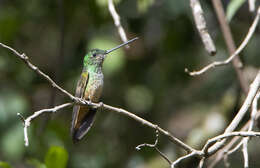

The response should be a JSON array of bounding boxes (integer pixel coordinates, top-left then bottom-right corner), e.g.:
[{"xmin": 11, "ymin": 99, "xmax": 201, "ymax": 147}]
[{"xmin": 71, "ymin": 37, "xmax": 138, "ymax": 143}]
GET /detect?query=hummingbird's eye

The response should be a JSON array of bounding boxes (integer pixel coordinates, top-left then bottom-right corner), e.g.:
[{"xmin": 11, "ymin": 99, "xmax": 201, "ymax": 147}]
[{"xmin": 92, "ymin": 53, "xmax": 97, "ymax": 57}]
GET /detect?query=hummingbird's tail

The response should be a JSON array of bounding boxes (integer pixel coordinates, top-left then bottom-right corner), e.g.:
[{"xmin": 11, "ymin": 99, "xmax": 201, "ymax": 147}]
[{"xmin": 71, "ymin": 106, "xmax": 97, "ymax": 143}]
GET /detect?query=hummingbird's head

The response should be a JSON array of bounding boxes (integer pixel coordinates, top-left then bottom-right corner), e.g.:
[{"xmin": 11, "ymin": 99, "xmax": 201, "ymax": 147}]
[
  {"xmin": 83, "ymin": 37, "xmax": 139, "ymax": 70},
  {"xmin": 84, "ymin": 49, "xmax": 106, "ymax": 67}
]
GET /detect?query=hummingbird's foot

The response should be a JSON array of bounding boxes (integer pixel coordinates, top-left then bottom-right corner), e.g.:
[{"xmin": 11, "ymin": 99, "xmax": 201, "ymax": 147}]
[
  {"xmin": 75, "ymin": 97, "xmax": 83, "ymax": 104},
  {"xmin": 86, "ymin": 96, "xmax": 93, "ymax": 106},
  {"xmin": 98, "ymin": 102, "xmax": 104, "ymax": 108}
]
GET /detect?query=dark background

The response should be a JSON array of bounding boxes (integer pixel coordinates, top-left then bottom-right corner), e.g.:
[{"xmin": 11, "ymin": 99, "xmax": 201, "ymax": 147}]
[{"xmin": 0, "ymin": 0, "xmax": 260, "ymax": 167}]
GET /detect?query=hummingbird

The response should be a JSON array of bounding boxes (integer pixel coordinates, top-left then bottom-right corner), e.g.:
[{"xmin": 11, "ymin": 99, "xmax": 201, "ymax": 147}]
[{"xmin": 71, "ymin": 37, "xmax": 138, "ymax": 143}]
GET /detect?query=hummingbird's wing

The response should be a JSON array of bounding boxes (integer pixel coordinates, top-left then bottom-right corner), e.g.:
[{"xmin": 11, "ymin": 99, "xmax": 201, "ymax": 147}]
[{"xmin": 71, "ymin": 72, "xmax": 95, "ymax": 142}]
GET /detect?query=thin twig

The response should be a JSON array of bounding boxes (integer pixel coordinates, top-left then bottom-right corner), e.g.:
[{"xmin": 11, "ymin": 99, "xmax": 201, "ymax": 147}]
[
  {"xmin": 198, "ymin": 157, "xmax": 205, "ymax": 168},
  {"xmin": 186, "ymin": 7, "xmax": 260, "ymax": 77},
  {"xmin": 190, "ymin": 0, "xmax": 216, "ymax": 55},
  {"xmin": 204, "ymin": 71, "xmax": 260, "ymax": 155},
  {"xmin": 208, "ymin": 111, "xmax": 260, "ymax": 168},
  {"xmin": 171, "ymin": 151, "xmax": 198, "ymax": 168},
  {"xmin": 225, "ymin": 139, "xmax": 243, "ymax": 156},
  {"xmin": 136, "ymin": 128, "xmax": 159, "ymax": 150},
  {"xmin": 17, "ymin": 113, "xmax": 26, "ymax": 124},
  {"xmin": 155, "ymin": 147, "xmax": 172, "ymax": 165},
  {"xmin": 104, "ymin": 103, "xmax": 195, "ymax": 152},
  {"xmin": 212, "ymin": 0, "xmax": 248, "ymax": 94},
  {"xmin": 203, "ymin": 131, "xmax": 260, "ymax": 153},
  {"xmin": 135, "ymin": 128, "xmax": 172, "ymax": 165},
  {"xmin": 242, "ymin": 140, "xmax": 249, "ymax": 168},
  {"xmin": 241, "ymin": 91, "xmax": 260, "ymax": 168},
  {"xmin": 21, "ymin": 102, "xmax": 73, "ymax": 146},
  {"xmin": 224, "ymin": 72, "xmax": 260, "ymax": 133},
  {"xmin": 108, "ymin": 0, "xmax": 129, "ymax": 48},
  {"xmin": 249, "ymin": 91, "xmax": 260, "ymax": 130}
]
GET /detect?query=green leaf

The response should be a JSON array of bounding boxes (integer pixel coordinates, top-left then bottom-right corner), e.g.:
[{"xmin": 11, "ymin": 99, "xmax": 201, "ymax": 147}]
[
  {"xmin": 0, "ymin": 161, "xmax": 12, "ymax": 168},
  {"xmin": 44, "ymin": 146, "xmax": 68, "ymax": 168},
  {"xmin": 226, "ymin": 0, "xmax": 246, "ymax": 22}
]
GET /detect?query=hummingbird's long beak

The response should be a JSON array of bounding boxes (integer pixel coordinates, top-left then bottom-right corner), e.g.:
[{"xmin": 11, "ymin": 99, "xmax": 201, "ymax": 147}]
[{"xmin": 105, "ymin": 37, "xmax": 138, "ymax": 54}]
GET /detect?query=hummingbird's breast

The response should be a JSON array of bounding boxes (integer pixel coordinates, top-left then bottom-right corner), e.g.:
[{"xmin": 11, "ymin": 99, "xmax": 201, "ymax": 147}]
[{"xmin": 85, "ymin": 72, "xmax": 104, "ymax": 102}]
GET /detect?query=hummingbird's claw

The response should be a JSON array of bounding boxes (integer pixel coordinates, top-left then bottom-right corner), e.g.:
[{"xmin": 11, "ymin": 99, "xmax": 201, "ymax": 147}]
[
  {"xmin": 74, "ymin": 97, "xmax": 83, "ymax": 104},
  {"xmin": 98, "ymin": 102, "xmax": 104, "ymax": 108}
]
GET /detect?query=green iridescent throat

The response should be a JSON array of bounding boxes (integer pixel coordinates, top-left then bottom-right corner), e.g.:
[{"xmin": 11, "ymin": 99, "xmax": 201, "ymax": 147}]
[{"xmin": 83, "ymin": 53, "xmax": 103, "ymax": 73}]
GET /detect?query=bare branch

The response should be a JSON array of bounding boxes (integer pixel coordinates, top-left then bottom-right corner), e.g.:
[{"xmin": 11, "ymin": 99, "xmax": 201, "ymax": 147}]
[
  {"xmin": 213, "ymin": 130, "xmax": 256, "ymax": 168},
  {"xmin": 225, "ymin": 139, "xmax": 243, "ymax": 156},
  {"xmin": 203, "ymin": 131, "xmax": 260, "ymax": 153},
  {"xmin": 242, "ymin": 140, "xmax": 249, "ymax": 168},
  {"xmin": 190, "ymin": 0, "xmax": 216, "ymax": 56},
  {"xmin": 154, "ymin": 147, "xmax": 172, "ymax": 165},
  {"xmin": 136, "ymin": 128, "xmax": 159, "ymax": 150},
  {"xmin": 208, "ymin": 112, "xmax": 260, "ymax": 168},
  {"xmin": 20, "ymin": 102, "xmax": 73, "ymax": 146},
  {"xmin": 108, "ymin": 0, "xmax": 129, "ymax": 47},
  {"xmin": 17, "ymin": 113, "xmax": 26, "ymax": 123},
  {"xmin": 211, "ymin": 0, "xmax": 248, "ymax": 94},
  {"xmin": 186, "ymin": 7, "xmax": 260, "ymax": 76},
  {"xmin": 198, "ymin": 157, "xmax": 205, "ymax": 168},
  {"xmin": 0, "ymin": 43, "xmax": 76, "ymax": 101},
  {"xmin": 136, "ymin": 128, "xmax": 172, "ymax": 165},
  {"xmin": 204, "ymin": 71, "xmax": 260, "ymax": 155},
  {"xmin": 241, "ymin": 91, "xmax": 260, "ymax": 168},
  {"xmin": 103, "ymin": 103, "xmax": 195, "ymax": 152},
  {"xmin": 171, "ymin": 151, "xmax": 199, "ymax": 168},
  {"xmin": 224, "ymin": 72, "xmax": 260, "ymax": 133},
  {"xmin": 249, "ymin": 91, "xmax": 260, "ymax": 130}
]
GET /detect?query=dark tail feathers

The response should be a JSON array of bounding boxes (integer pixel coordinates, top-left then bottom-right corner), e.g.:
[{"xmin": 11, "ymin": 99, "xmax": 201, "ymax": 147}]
[{"xmin": 72, "ymin": 109, "xmax": 97, "ymax": 143}]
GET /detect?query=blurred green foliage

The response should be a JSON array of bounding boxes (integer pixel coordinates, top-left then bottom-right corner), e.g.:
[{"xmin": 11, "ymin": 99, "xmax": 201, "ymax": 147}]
[
  {"xmin": 226, "ymin": 0, "xmax": 246, "ymax": 21},
  {"xmin": 27, "ymin": 158, "xmax": 46, "ymax": 168},
  {"xmin": 137, "ymin": 0, "xmax": 154, "ymax": 13},
  {"xmin": 0, "ymin": 0, "xmax": 260, "ymax": 168},
  {"xmin": 45, "ymin": 146, "xmax": 68, "ymax": 168},
  {"xmin": 0, "ymin": 146, "xmax": 68, "ymax": 168},
  {"xmin": 88, "ymin": 37, "xmax": 126, "ymax": 76},
  {"xmin": 0, "ymin": 161, "xmax": 12, "ymax": 168}
]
